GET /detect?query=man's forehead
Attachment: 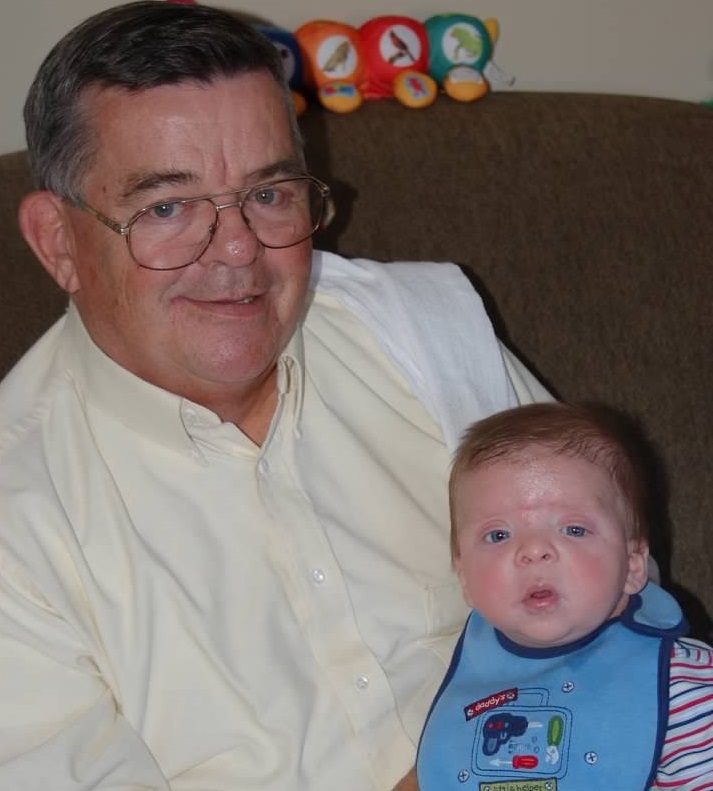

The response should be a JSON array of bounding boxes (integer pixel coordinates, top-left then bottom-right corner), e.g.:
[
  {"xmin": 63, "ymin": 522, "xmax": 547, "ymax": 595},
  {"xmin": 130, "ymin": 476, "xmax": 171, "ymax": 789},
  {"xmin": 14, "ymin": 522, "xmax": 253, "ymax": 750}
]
[{"xmin": 79, "ymin": 74, "xmax": 298, "ymax": 198}]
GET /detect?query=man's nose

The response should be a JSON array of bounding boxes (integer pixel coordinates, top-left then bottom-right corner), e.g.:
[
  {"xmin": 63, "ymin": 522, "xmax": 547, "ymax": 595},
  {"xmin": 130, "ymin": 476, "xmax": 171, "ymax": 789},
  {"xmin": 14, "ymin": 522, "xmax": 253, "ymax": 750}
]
[{"xmin": 202, "ymin": 203, "xmax": 260, "ymax": 266}]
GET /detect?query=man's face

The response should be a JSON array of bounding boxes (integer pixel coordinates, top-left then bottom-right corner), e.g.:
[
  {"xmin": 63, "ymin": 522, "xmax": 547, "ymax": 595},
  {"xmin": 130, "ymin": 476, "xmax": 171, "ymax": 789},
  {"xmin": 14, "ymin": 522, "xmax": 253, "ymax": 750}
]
[{"xmin": 62, "ymin": 72, "xmax": 311, "ymax": 409}]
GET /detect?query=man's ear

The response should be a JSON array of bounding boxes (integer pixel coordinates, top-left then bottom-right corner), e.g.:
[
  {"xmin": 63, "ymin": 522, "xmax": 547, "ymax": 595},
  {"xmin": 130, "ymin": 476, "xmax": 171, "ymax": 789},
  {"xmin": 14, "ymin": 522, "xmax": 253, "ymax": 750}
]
[
  {"xmin": 18, "ymin": 191, "xmax": 80, "ymax": 294},
  {"xmin": 624, "ymin": 538, "xmax": 650, "ymax": 595}
]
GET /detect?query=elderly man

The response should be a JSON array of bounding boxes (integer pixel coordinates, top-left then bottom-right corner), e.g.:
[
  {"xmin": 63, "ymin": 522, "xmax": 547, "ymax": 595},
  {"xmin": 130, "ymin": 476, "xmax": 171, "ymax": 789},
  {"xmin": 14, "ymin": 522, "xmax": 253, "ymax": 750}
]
[{"xmin": 1, "ymin": 2, "xmax": 548, "ymax": 789}]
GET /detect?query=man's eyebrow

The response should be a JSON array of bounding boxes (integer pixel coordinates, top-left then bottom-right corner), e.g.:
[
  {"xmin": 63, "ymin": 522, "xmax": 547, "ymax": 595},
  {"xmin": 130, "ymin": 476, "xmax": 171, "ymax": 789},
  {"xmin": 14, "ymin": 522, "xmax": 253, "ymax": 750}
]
[
  {"xmin": 118, "ymin": 160, "xmax": 306, "ymax": 203},
  {"xmin": 248, "ymin": 159, "xmax": 307, "ymax": 182},
  {"xmin": 119, "ymin": 171, "xmax": 197, "ymax": 202}
]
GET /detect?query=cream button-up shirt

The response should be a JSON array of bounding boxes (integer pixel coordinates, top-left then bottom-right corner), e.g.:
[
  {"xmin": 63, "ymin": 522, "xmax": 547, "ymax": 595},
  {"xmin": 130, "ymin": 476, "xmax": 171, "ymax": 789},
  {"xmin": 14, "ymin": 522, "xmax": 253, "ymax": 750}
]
[{"xmin": 0, "ymin": 259, "xmax": 547, "ymax": 790}]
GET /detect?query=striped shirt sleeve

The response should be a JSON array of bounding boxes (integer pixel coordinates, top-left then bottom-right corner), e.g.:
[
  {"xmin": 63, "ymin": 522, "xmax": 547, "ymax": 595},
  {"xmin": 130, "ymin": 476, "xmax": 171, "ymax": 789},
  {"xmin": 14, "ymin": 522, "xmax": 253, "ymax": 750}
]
[{"xmin": 650, "ymin": 638, "xmax": 713, "ymax": 790}]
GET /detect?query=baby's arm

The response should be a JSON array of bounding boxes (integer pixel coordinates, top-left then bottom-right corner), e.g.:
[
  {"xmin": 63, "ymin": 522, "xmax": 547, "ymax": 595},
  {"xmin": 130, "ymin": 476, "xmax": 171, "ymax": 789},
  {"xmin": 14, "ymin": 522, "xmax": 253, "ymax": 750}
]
[{"xmin": 650, "ymin": 638, "xmax": 713, "ymax": 789}]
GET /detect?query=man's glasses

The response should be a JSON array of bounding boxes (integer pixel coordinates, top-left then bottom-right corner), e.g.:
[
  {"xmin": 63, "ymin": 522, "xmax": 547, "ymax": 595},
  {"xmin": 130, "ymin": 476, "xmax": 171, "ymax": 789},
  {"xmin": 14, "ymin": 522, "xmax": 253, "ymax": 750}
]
[{"xmin": 75, "ymin": 176, "xmax": 333, "ymax": 271}]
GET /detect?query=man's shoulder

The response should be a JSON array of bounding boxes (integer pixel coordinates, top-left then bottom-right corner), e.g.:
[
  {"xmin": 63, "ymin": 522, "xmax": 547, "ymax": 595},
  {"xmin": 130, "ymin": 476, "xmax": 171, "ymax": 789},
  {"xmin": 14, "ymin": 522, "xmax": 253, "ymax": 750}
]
[
  {"xmin": 306, "ymin": 249, "xmax": 487, "ymax": 353},
  {"xmin": 309, "ymin": 249, "xmax": 472, "ymax": 315},
  {"xmin": 0, "ymin": 314, "xmax": 73, "ymax": 458},
  {"xmin": 306, "ymin": 250, "xmax": 523, "ymax": 450}
]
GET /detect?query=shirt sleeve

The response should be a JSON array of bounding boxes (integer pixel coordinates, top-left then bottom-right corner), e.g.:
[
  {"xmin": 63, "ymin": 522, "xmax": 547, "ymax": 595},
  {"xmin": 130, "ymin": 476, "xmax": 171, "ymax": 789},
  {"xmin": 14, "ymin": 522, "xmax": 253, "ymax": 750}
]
[
  {"xmin": 651, "ymin": 637, "xmax": 713, "ymax": 789},
  {"xmin": 0, "ymin": 542, "xmax": 171, "ymax": 791}
]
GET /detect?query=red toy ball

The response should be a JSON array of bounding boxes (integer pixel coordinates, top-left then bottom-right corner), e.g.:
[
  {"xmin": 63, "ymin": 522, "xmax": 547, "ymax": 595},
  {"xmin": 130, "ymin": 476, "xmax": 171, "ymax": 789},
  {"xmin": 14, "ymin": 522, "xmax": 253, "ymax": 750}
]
[{"xmin": 359, "ymin": 16, "xmax": 430, "ymax": 99}]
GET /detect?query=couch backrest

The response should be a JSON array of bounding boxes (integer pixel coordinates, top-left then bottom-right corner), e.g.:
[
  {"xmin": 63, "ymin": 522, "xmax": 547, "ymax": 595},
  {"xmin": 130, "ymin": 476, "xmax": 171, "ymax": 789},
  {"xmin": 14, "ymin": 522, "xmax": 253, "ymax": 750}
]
[
  {"xmin": 0, "ymin": 151, "xmax": 68, "ymax": 375},
  {"xmin": 1, "ymin": 92, "xmax": 711, "ymax": 638}
]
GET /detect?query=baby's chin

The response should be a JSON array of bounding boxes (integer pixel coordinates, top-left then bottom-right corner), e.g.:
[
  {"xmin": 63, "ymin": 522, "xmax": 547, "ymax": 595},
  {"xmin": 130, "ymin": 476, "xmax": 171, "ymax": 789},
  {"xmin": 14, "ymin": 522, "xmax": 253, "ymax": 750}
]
[
  {"xmin": 500, "ymin": 611, "xmax": 624, "ymax": 650},
  {"xmin": 496, "ymin": 591, "xmax": 635, "ymax": 649},
  {"xmin": 500, "ymin": 626, "xmax": 589, "ymax": 650},
  {"xmin": 497, "ymin": 609, "xmax": 595, "ymax": 649}
]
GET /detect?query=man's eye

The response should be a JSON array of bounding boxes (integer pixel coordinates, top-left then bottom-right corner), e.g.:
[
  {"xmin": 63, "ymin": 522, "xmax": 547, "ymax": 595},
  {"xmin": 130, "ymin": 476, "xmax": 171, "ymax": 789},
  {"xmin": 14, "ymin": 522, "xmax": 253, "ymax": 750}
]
[
  {"xmin": 253, "ymin": 187, "xmax": 278, "ymax": 206},
  {"xmin": 150, "ymin": 202, "xmax": 181, "ymax": 220},
  {"xmin": 564, "ymin": 525, "xmax": 587, "ymax": 537},
  {"xmin": 484, "ymin": 529, "xmax": 510, "ymax": 544},
  {"xmin": 142, "ymin": 201, "xmax": 186, "ymax": 221}
]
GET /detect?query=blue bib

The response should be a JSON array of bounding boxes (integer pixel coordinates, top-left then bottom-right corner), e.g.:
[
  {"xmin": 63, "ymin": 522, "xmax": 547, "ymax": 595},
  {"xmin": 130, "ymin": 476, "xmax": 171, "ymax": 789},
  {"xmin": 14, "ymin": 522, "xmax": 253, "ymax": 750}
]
[{"xmin": 417, "ymin": 583, "xmax": 686, "ymax": 791}]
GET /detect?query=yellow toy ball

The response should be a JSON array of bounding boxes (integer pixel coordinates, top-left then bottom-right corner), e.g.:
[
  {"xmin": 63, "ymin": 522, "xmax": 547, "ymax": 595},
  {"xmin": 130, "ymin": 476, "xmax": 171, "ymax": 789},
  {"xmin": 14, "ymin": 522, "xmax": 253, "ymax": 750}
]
[
  {"xmin": 393, "ymin": 70, "xmax": 438, "ymax": 109},
  {"xmin": 318, "ymin": 80, "xmax": 363, "ymax": 113},
  {"xmin": 443, "ymin": 65, "xmax": 489, "ymax": 103}
]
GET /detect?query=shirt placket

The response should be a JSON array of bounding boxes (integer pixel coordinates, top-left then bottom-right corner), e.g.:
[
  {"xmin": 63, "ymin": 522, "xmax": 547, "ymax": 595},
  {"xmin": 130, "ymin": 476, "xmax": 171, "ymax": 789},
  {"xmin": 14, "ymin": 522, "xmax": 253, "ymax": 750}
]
[{"xmin": 255, "ymin": 357, "xmax": 414, "ymax": 782}]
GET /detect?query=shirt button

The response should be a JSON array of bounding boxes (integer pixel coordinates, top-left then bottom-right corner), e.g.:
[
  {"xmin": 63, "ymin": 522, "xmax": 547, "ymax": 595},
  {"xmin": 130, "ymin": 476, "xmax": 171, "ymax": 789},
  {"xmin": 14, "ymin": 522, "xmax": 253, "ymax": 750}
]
[
  {"xmin": 257, "ymin": 459, "xmax": 270, "ymax": 474},
  {"xmin": 310, "ymin": 568, "xmax": 326, "ymax": 584},
  {"xmin": 355, "ymin": 675, "xmax": 369, "ymax": 690}
]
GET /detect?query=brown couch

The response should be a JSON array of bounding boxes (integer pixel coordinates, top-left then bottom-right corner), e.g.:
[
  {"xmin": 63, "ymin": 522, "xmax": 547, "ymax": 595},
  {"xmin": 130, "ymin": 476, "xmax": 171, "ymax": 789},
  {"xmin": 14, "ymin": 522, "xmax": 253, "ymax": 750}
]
[{"xmin": 1, "ymin": 92, "xmax": 711, "ymax": 639}]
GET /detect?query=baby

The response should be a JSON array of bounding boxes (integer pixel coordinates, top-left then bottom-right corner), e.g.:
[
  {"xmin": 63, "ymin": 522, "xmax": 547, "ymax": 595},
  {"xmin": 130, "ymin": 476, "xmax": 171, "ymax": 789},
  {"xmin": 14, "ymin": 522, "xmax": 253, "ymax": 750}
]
[{"xmin": 417, "ymin": 402, "xmax": 713, "ymax": 790}]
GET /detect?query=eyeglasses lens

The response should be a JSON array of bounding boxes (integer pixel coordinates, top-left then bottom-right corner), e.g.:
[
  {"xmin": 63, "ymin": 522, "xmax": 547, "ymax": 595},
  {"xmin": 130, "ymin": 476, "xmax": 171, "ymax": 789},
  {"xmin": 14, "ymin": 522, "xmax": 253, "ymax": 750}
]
[{"xmin": 128, "ymin": 178, "xmax": 326, "ymax": 270}]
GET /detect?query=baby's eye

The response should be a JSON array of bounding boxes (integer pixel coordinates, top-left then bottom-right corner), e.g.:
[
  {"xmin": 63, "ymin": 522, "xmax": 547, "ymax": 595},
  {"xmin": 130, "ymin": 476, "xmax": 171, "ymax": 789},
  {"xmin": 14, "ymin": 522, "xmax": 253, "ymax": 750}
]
[
  {"xmin": 484, "ymin": 529, "xmax": 510, "ymax": 544},
  {"xmin": 563, "ymin": 525, "xmax": 588, "ymax": 537}
]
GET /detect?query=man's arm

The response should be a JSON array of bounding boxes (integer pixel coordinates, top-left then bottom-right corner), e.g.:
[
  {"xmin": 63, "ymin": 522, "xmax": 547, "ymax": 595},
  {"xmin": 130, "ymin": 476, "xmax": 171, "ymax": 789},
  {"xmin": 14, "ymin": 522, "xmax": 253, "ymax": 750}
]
[{"xmin": 0, "ymin": 544, "xmax": 171, "ymax": 790}]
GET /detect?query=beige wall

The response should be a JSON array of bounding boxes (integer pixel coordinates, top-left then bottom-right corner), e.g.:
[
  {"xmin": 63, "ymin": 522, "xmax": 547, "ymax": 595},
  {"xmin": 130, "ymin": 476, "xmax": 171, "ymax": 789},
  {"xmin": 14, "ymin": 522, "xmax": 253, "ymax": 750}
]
[{"xmin": 3, "ymin": 0, "xmax": 711, "ymax": 155}]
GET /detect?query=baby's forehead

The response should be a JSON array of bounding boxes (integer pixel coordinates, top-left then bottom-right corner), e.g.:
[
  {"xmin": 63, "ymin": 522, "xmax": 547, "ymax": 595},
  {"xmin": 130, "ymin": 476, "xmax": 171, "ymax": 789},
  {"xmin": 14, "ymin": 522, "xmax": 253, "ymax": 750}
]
[
  {"xmin": 460, "ymin": 452, "xmax": 624, "ymax": 515},
  {"xmin": 464, "ymin": 444, "xmax": 615, "ymax": 487}
]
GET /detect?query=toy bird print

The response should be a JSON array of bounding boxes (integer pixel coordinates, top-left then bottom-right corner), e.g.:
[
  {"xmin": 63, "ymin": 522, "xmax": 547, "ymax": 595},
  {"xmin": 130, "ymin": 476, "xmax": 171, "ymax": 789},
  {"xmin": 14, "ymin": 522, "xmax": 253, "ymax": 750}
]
[
  {"xmin": 322, "ymin": 40, "xmax": 351, "ymax": 73},
  {"xmin": 388, "ymin": 28, "xmax": 417, "ymax": 64},
  {"xmin": 450, "ymin": 25, "xmax": 483, "ymax": 60}
]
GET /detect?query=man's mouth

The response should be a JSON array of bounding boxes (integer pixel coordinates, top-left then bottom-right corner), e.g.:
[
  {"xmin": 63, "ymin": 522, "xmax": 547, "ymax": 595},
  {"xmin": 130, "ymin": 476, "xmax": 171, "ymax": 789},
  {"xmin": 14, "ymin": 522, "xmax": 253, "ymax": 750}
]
[
  {"xmin": 176, "ymin": 292, "xmax": 263, "ymax": 315},
  {"xmin": 191, "ymin": 293, "xmax": 259, "ymax": 305}
]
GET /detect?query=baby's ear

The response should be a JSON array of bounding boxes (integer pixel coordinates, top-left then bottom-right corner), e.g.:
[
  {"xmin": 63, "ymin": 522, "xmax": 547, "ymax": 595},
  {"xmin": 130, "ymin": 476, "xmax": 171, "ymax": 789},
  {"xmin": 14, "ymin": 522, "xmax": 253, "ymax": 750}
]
[
  {"xmin": 624, "ymin": 538, "xmax": 650, "ymax": 595},
  {"xmin": 18, "ymin": 190, "xmax": 81, "ymax": 294}
]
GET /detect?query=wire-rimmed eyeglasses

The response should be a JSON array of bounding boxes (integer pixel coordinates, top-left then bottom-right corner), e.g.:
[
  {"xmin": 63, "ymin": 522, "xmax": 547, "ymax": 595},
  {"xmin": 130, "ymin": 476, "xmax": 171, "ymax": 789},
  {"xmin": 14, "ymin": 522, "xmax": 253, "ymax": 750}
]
[{"xmin": 75, "ymin": 175, "xmax": 333, "ymax": 271}]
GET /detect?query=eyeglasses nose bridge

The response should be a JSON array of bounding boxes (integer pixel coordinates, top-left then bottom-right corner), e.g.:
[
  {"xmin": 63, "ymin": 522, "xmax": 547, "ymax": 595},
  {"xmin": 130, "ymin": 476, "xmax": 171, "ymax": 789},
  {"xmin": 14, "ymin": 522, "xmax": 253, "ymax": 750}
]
[
  {"xmin": 210, "ymin": 191, "xmax": 254, "ymax": 234},
  {"xmin": 213, "ymin": 194, "xmax": 249, "ymax": 212}
]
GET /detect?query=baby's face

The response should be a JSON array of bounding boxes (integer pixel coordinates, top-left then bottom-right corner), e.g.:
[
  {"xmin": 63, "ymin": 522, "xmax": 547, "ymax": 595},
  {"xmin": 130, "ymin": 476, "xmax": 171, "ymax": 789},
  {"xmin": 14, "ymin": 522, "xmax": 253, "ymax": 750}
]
[{"xmin": 452, "ymin": 450, "xmax": 648, "ymax": 648}]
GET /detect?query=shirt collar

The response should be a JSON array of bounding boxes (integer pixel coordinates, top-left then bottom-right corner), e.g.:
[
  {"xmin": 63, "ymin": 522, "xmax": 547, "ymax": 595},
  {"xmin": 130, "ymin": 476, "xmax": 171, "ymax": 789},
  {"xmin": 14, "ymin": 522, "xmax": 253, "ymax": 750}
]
[{"xmin": 64, "ymin": 302, "xmax": 306, "ymax": 453}]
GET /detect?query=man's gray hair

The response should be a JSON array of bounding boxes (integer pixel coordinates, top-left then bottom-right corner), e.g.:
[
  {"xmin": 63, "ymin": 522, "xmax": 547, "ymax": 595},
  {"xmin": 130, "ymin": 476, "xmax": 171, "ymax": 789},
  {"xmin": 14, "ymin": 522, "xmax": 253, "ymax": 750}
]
[{"xmin": 24, "ymin": 0, "xmax": 301, "ymax": 202}]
